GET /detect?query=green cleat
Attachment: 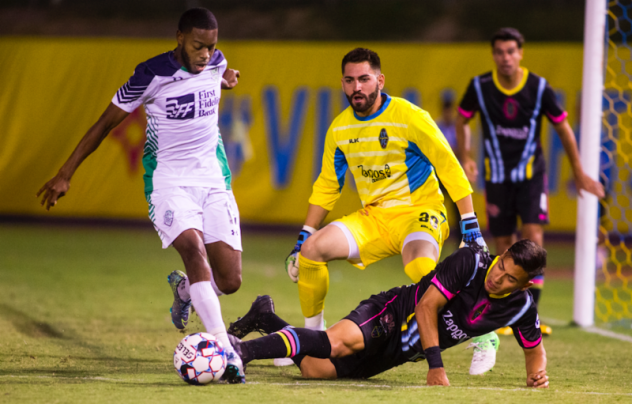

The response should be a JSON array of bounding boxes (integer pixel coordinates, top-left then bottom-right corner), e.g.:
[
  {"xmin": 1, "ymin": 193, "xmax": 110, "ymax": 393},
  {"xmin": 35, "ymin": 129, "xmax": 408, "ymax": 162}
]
[
  {"xmin": 467, "ymin": 332, "xmax": 499, "ymax": 375},
  {"xmin": 167, "ymin": 270, "xmax": 191, "ymax": 330}
]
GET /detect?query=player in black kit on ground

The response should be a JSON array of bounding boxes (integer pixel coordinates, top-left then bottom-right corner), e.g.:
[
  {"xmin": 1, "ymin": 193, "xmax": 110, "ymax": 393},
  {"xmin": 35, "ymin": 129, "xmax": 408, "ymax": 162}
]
[{"xmin": 227, "ymin": 240, "xmax": 549, "ymax": 388}]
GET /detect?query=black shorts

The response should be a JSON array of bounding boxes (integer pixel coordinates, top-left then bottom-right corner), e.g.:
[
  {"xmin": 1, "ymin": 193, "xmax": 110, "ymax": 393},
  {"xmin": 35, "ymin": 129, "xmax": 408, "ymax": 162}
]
[
  {"xmin": 330, "ymin": 291, "xmax": 411, "ymax": 379},
  {"xmin": 484, "ymin": 172, "xmax": 549, "ymax": 237}
]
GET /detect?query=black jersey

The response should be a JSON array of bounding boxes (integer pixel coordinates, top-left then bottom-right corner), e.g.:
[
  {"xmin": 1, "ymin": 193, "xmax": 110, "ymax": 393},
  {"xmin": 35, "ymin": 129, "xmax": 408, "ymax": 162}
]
[
  {"xmin": 396, "ymin": 247, "xmax": 542, "ymax": 360},
  {"xmin": 458, "ymin": 69, "xmax": 567, "ymax": 184}
]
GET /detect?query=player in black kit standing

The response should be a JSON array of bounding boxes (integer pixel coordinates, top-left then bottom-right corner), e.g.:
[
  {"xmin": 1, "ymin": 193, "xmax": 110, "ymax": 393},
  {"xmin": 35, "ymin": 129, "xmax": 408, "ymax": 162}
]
[
  {"xmin": 226, "ymin": 240, "xmax": 549, "ymax": 388},
  {"xmin": 454, "ymin": 27, "xmax": 604, "ymax": 373}
]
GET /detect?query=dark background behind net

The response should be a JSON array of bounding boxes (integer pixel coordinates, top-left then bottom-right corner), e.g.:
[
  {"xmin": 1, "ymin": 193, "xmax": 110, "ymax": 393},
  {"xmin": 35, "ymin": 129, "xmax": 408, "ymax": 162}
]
[{"xmin": 2, "ymin": 0, "xmax": 586, "ymax": 41}]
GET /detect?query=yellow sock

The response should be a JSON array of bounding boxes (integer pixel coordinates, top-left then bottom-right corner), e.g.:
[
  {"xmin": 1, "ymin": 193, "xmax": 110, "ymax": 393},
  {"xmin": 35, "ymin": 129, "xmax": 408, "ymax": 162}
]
[
  {"xmin": 297, "ymin": 253, "xmax": 329, "ymax": 318},
  {"xmin": 404, "ymin": 257, "xmax": 437, "ymax": 283}
]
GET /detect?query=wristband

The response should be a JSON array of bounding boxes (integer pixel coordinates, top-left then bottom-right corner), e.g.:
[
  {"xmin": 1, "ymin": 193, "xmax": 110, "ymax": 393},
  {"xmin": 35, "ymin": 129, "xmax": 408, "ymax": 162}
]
[
  {"xmin": 424, "ymin": 346, "xmax": 444, "ymax": 369},
  {"xmin": 302, "ymin": 225, "xmax": 317, "ymax": 235},
  {"xmin": 460, "ymin": 212, "xmax": 476, "ymax": 220}
]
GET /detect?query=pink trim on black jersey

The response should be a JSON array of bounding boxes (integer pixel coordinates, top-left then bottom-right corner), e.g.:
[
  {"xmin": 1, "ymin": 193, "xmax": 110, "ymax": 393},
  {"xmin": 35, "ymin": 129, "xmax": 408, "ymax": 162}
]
[
  {"xmin": 431, "ymin": 275, "xmax": 455, "ymax": 300},
  {"xmin": 458, "ymin": 106, "xmax": 475, "ymax": 119},
  {"xmin": 546, "ymin": 110, "xmax": 568, "ymax": 124},
  {"xmin": 518, "ymin": 329, "xmax": 542, "ymax": 348}
]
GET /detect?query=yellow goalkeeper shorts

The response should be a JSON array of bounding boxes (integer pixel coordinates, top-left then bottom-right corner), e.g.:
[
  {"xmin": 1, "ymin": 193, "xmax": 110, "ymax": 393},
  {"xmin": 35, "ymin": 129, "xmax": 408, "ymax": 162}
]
[{"xmin": 333, "ymin": 203, "xmax": 450, "ymax": 269}]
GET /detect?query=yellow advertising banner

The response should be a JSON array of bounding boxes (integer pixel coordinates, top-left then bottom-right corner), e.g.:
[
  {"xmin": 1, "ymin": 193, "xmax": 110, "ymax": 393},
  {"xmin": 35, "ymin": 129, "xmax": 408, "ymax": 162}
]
[{"xmin": 0, "ymin": 38, "xmax": 587, "ymax": 231}]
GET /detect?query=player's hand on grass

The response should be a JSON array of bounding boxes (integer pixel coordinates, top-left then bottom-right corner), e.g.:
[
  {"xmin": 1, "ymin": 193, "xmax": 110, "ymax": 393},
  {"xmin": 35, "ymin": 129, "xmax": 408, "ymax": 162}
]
[
  {"xmin": 462, "ymin": 156, "xmax": 479, "ymax": 183},
  {"xmin": 575, "ymin": 171, "xmax": 605, "ymax": 199},
  {"xmin": 37, "ymin": 175, "xmax": 70, "ymax": 211},
  {"xmin": 459, "ymin": 214, "xmax": 488, "ymax": 253},
  {"xmin": 527, "ymin": 370, "xmax": 549, "ymax": 388},
  {"xmin": 222, "ymin": 69, "xmax": 240, "ymax": 90},
  {"xmin": 285, "ymin": 227, "xmax": 315, "ymax": 283},
  {"xmin": 426, "ymin": 368, "xmax": 450, "ymax": 386}
]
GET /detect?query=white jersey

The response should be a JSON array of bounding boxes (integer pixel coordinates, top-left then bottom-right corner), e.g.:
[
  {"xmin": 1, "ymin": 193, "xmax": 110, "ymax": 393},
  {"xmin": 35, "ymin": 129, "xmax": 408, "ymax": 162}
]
[{"xmin": 112, "ymin": 50, "xmax": 231, "ymax": 195}]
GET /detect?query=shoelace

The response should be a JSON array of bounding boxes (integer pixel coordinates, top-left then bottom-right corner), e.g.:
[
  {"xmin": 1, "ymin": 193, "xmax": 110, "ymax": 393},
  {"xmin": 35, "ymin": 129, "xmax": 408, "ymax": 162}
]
[{"xmin": 465, "ymin": 341, "xmax": 491, "ymax": 352}]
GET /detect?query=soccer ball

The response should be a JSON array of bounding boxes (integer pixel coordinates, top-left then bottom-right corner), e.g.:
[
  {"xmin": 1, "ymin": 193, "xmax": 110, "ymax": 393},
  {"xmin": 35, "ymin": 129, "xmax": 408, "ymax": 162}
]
[{"xmin": 174, "ymin": 332, "xmax": 227, "ymax": 384}]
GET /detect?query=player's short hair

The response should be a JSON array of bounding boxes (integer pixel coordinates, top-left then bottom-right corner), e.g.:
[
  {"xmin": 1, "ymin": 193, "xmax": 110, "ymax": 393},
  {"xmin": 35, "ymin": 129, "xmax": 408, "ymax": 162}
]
[
  {"xmin": 342, "ymin": 48, "xmax": 381, "ymax": 74},
  {"xmin": 178, "ymin": 8, "xmax": 218, "ymax": 34},
  {"xmin": 491, "ymin": 27, "xmax": 525, "ymax": 49},
  {"xmin": 506, "ymin": 239, "xmax": 546, "ymax": 279}
]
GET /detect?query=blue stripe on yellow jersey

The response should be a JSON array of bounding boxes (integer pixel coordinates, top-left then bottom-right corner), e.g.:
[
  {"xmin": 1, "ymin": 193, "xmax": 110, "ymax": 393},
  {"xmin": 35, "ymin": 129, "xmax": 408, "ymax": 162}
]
[{"xmin": 309, "ymin": 95, "xmax": 473, "ymax": 210}]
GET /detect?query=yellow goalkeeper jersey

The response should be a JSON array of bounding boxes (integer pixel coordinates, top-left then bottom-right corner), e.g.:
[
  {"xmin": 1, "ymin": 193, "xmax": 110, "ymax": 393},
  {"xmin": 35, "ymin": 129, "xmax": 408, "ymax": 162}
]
[{"xmin": 309, "ymin": 95, "xmax": 473, "ymax": 210}]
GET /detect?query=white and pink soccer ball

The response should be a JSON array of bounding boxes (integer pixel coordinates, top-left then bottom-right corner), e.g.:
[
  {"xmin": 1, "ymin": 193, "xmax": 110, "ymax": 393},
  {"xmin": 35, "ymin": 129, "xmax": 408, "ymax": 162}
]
[{"xmin": 174, "ymin": 332, "xmax": 227, "ymax": 384}]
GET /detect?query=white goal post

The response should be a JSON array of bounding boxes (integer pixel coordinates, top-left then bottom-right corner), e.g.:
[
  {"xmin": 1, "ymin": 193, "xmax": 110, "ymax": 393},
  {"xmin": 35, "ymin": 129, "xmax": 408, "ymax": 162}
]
[{"xmin": 573, "ymin": 0, "xmax": 607, "ymax": 327}]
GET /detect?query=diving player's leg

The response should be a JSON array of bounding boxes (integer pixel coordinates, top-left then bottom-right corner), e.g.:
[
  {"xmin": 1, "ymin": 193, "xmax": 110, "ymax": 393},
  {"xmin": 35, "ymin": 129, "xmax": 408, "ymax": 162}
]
[
  {"xmin": 298, "ymin": 224, "xmax": 351, "ymax": 330},
  {"xmin": 232, "ymin": 318, "xmax": 364, "ymax": 379},
  {"xmin": 300, "ymin": 319, "xmax": 365, "ymax": 379}
]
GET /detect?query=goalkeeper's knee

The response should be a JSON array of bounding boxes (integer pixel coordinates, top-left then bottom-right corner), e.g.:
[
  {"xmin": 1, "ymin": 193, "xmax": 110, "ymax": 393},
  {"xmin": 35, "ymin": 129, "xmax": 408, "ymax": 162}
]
[
  {"xmin": 297, "ymin": 254, "xmax": 329, "ymax": 318},
  {"xmin": 404, "ymin": 257, "xmax": 437, "ymax": 283}
]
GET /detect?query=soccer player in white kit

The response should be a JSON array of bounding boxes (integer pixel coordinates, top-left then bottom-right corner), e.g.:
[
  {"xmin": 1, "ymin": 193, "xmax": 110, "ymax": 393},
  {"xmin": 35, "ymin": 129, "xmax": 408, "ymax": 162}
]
[{"xmin": 37, "ymin": 8, "xmax": 246, "ymax": 383}]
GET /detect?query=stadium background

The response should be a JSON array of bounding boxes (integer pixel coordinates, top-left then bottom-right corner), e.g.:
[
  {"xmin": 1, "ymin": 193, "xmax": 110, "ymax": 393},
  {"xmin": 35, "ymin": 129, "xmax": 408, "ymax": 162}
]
[{"xmin": 1, "ymin": 39, "xmax": 584, "ymax": 230}]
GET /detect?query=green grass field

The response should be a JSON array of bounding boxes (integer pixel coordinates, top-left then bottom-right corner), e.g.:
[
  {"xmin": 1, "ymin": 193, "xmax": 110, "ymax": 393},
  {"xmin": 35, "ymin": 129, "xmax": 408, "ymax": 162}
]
[{"xmin": 1, "ymin": 224, "xmax": 631, "ymax": 403}]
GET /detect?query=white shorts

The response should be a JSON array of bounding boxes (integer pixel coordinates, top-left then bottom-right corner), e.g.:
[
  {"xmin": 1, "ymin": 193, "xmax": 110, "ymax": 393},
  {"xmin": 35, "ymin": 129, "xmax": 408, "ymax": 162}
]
[{"xmin": 147, "ymin": 187, "xmax": 242, "ymax": 250}]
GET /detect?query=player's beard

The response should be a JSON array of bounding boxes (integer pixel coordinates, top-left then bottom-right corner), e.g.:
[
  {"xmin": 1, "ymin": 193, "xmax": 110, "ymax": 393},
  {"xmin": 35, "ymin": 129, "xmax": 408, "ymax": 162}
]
[
  {"xmin": 347, "ymin": 84, "xmax": 380, "ymax": 114},
  {"xmin": 181, "ymin": 50, "xmax": 194, "ymax": 73}
]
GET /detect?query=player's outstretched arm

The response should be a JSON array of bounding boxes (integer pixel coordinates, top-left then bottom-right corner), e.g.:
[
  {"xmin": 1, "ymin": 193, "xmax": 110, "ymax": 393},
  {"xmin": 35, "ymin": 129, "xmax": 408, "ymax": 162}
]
[
  {"xmin": 523, "ymin": 342, "xmax": 549, "ymax": 388},
  {"xmin": 455, "ymin": 113, "xmax": 478, "ymax": 182},
  {"xmin": 416, "ymin": 286, "xmax": 450, "ymax": 386},
  {"xmin": 553, "ymin": 119, "xmax": 605, "ymax": 199},
  {"xmin": 222, "ymin": 68, "xmax": 240, "ymax": 90},
  {"xmin": 37, "ymin": 102, "xmax": 129, "ymax": 210}
]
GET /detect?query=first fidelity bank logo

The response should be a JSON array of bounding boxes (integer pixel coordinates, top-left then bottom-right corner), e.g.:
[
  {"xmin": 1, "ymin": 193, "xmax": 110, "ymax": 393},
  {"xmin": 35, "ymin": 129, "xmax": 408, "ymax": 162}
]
[
  {"xmin": 166, "ymin": 94, "xmax": 195, "ymax": 120},
  {"xmin": 166, "ymin": 90, "xmax": 220, "ymax": 120}
]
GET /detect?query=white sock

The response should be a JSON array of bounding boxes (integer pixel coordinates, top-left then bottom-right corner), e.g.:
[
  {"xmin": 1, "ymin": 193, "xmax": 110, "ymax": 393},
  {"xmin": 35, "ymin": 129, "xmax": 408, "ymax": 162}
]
[
  {"xmin": 178, "ymin": 270, "xmax": 224, "ymax": 301},
  {"xmin": 304, "ymin": 311, "xmax": 325, "ymax": 330},
  {"xmin": 189, "ymin": 281, "xmax": 233, "ymax": 350}
]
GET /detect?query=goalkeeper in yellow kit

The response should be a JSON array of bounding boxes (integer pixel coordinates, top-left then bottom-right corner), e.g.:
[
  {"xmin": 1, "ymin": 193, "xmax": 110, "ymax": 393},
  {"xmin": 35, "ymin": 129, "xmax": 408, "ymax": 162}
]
[{"xmin": 284, "ymin": 48, "xmax": 485, "ymax": 338}]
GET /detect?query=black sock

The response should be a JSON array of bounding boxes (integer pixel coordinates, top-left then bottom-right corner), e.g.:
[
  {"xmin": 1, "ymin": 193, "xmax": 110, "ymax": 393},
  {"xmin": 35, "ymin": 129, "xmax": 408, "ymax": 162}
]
[
  {"xmin": 531, "ymin": 287, "xmax": 542, "ymax": 306},
  {"xmin": 241, "ymin": 327, "xmax": 331, "ymax": 363},
  {"xmin": 259, "ymin": 313, "xmax": 291, "ymax": 334},
  {"xmin": 291, "ymin": 354, "xmax": 306, "ymax": 368}
]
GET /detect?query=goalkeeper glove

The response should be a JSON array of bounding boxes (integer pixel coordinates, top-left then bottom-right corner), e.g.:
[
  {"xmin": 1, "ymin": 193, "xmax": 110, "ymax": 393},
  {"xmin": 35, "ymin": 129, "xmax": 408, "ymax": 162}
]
[
  {"xmin": 459, "ymin": 213, "xmax": 488, "ymax": 253},
  {"xmin": 285, "ymin": 226, "xmax": 315, "ymax": 283}
]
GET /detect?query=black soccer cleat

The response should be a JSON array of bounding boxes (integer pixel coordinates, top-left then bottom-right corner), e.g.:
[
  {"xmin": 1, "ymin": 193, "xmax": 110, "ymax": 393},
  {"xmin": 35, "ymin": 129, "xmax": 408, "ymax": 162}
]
[{"xmin": 227, "ymin": 295, "xmax": 276, "ymax": 338}]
